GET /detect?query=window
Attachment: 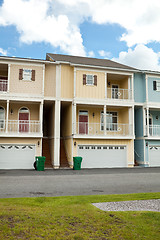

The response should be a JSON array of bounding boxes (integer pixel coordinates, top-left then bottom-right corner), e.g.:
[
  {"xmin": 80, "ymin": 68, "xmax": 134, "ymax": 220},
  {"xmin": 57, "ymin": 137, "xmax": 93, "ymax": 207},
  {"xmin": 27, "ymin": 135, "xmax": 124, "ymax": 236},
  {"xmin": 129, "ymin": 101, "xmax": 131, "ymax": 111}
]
[
  {"xmin": 0, "ymin": 107, "xmax": 5, "ymax": 129},
  {"xmin": 19, "ymin": 69, "xmax": 35, "ymax": 81},
  {"xmin": 101, "ymin": 111, "xmax": 118, "ymax": 131},
  {"xmin": 83, "ymin": 74, "xmax": 97, "ymax": 86},
  {"xmin": 153, "ymin": 80, "xmax": 160, "ymax": 91}
]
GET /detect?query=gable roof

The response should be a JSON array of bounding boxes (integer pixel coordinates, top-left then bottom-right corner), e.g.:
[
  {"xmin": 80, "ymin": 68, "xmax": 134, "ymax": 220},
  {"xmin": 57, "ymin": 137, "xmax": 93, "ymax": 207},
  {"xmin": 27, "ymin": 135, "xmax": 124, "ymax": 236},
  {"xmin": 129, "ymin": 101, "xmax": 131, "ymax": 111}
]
[{"xmin": 46, "ymin": 53, "xmax": 137, "ymax": 71}]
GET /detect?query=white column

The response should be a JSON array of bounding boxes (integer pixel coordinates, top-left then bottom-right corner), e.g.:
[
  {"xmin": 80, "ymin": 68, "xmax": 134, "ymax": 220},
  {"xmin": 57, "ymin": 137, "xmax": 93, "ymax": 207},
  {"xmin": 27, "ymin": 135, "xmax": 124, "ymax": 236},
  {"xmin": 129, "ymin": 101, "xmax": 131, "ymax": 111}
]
[
  {"xmin": 104, "ymin": 105, "xmax": 106, "ymax": 135},
  {"xmin": 6, "ymin": 100, "xmax": 9, "ymax": 133},
  {"xmin": 105, "ymin": 73, "xmax": 107, "ymax": 99},
  {"xmin": 131, "ymin": 74, "xmax": 134, "ymax": 100},
  {"xmin": 74, "ymin": 68, "xmax": 76, "ymax": 99},
  {"xmin": 42, "ymin": 64, "xmax": 45, "ymax": 96},
  {"xmin": 73, "ymin": 103, "xmax": 76, "ymax": 135},
  {"xmin": 7, "ymin": 64, "xmax": 11, "ymax": 92},
  {"xmin": 146, "ymin": 107, "xmax": 149, "ymax": 136},
  {"xmin": 145, "ymin": 74, "xmax": 148, "ymax": 102},
  {"xmin": 132, "ymin": 106, "xmax": 134, "ymax": 136},
  {"xmin": 54, "ymin": 100, "xmax": 61, "ymax": 168},
  {"xmin": 39, "ymin": 100, "xmax": 43, "ymax": 134},
  {"xmin": 143, "ymin": 107, "xmax": 146, "ymax": 136}
]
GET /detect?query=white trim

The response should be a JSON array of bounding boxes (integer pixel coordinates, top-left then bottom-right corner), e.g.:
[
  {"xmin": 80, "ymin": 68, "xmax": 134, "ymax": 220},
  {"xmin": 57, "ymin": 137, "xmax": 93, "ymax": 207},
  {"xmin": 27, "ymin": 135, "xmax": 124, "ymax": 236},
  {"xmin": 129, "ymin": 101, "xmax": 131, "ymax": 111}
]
[
  {"xmin": 39, "ymin": 101, "xmax": 43, "ymax": 134},
  {"xmin": 146, "ymin": 107, "xmax": 149, "ymax": 137},
  {"xmin": 104, "ymin": 105, "xmax": 106, "ymax": 135},
  {"xmin": 74, "ymin": 135, "xmax": 134, "ymax": 140},
  {"xmin": 56, "ymin": 65, "xmax": 61, "ymax": 99},
  {"xmin": 105, "ymin": 72, "xmax": 107, "ymax": 99},
  {"xmin": 7, "ymin": 64, "xmax": 10, "ymax": 93},
  {"xmin": 74, "ymin": 67, "xmax": 76, "ymax": 98},
  {"xmin": 145, "ymin": 74, "xmax": 148, "ymax": 102},
  {"xmin": 0, "ymin": 57, "xmax": 51, "ymax": 64},
  {"xmin": 132, "ymin": 106, "xmax": 134, "ymax": 136},
  {"xmin": 73, "ymin": 103, "xmax": 76, "ymax": 134},
  {"xmin": 42, "ymin": 64, "xmax": 45, "ymax": 96},
  {"xmin": 131, "ymin": 74, "xmax": 134, "ymax": 100},
  {"xmin": 6, "ymin": 100, "xmax": 9, "ymax": 133}
]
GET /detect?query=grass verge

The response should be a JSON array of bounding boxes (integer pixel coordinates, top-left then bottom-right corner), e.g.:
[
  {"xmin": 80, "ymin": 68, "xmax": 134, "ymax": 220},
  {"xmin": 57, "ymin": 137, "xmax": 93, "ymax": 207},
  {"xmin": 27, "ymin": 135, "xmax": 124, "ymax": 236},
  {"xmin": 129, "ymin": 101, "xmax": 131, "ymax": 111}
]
[{"xmin": 0, "ymin": 192, "xmax": 160, "ymax": 240}]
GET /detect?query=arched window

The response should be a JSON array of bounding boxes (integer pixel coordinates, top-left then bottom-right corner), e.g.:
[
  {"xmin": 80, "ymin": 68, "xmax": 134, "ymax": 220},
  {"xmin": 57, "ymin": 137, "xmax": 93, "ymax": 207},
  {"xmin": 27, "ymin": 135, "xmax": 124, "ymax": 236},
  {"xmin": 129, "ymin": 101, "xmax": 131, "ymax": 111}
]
[
  {"xmin": 0, "ymin": 106, "xmax": 5, "ymax": 129},
  {"xmin": 19, "ymin": 107, "xmax": 29, "ymax": 132}
]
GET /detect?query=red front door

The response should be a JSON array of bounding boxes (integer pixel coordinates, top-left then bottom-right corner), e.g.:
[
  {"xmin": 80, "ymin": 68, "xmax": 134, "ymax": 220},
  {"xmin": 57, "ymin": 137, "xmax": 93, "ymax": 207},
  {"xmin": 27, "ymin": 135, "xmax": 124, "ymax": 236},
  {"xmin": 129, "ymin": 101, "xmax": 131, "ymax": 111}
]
[
  {"xmin": 19, "ymin": 113, "xmax": 29, "ymax": 132},
  {"xmin": 79, "ymin": 114, "xmax": 88, "ymax": 134}
]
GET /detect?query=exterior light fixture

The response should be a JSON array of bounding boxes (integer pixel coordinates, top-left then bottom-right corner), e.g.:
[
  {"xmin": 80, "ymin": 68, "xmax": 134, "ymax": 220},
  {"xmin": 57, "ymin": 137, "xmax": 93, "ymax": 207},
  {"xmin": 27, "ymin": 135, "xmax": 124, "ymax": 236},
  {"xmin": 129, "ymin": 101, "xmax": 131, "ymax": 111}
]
[{"xmin": 74, "ymin": 141, "xmax": 76, "ymax": 146}]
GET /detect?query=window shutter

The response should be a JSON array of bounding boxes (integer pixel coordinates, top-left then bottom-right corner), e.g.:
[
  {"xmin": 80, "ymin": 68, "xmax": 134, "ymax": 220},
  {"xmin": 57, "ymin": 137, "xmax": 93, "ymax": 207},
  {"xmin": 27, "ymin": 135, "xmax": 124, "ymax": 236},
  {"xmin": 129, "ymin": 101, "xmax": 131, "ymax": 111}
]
[
  {"xmin": 31, "ymin": 70, "xmax": 35, "ymax": 81},
  {"xmin": 83, "ymin": 74, "xmax": 86, "ymax": 85},
  {"xmin": 19, "ymin": 69, "xmax": 23, "ymax": 80},
  {"xmin": 153, "ymin": 81, "xmax": 157, "ymax": 90},
  {"xmin": 94, "ymin": 75, "xmax": 97, "ymax": 86}
]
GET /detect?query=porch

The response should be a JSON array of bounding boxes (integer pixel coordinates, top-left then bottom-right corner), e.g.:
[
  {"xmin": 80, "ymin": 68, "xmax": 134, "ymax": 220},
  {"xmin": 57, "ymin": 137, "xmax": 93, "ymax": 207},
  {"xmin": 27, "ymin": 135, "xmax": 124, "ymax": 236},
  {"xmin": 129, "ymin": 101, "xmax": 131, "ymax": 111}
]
[
  {"xmin": 144, "ymin": 108, "xmax": 160, "ymax": 137},
  {"xmin": 0, "ymin": 63, "xmax": 9, "ymax": 93}
]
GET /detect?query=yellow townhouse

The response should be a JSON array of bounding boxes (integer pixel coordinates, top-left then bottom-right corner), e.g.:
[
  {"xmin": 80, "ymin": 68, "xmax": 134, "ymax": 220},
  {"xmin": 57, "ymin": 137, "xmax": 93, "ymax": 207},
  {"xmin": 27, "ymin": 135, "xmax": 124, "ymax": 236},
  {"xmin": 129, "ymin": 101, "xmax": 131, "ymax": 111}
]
[{"xmin": 0, "ymin": 53, "xmax": 136, "ymax": 169}]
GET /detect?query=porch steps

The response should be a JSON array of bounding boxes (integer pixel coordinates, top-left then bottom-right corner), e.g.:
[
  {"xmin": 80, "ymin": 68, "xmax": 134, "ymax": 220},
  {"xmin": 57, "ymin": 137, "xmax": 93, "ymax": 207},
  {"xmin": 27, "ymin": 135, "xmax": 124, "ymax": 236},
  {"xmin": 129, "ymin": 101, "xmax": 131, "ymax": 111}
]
[
  {"xmin": 42, "ymin": 138, "xmax": 53, "ymax": 168},
  {"xmin": 60, "ymin": 139, "xmax": 70, "ymax": 168}
]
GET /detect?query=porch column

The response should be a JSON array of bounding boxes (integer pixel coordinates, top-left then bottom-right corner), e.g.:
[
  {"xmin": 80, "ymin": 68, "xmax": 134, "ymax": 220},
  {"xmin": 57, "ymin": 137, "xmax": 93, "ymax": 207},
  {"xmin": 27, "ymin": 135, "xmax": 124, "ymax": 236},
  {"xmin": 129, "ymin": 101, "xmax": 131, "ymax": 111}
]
[
  {"xmin": 143, "ymin": 107, "xmax": 146, "ymax": 136},
  {"xmin": 73, "ymin": 103, "xmax": 76, "ymax": 135},
  {"xmin": 131, "ymin": 74, "xmax": 134, "ymax": 100},
  {"xmin": 146, "ymin": 107, "xmax": 149, "ymax": 136},
  {"xmin": 7, "ymin": 64, "xmax": 10, "ymax": 93},
  {"xmin": 54, "ymin": 100, "xmax": 61, "ymax": 168},
  {"xmin": 131, "ymin": 106, "xmax": 134, "ymax": 136},
  {"xmin": 74, "ymin": 68, "xmax": 76, "ymax": 98},
  {"xmin": 104, "ymin": 105, "xmax": 106, "ymax": 135},
  {"xmin": 39, "ymin": 100, "xmax": 43, "ymax": 134},
  {"xmin": 105, "ymin": 73, "xmax": 107, "ymax": 99},
  {"xmin": 6, "ymin": 100, "xmax": 9, "ymax": 133}
]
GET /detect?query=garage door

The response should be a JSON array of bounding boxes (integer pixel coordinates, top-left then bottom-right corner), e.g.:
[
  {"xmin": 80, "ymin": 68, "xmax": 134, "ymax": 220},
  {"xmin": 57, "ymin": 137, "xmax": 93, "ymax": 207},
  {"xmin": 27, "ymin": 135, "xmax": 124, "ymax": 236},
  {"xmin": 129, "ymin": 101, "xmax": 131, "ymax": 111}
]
[
  {"xmin": 78, "ymin": 145, "xmax": 127, "ymax": 168},
  {"xmin": 0, "ymin": 144, "xmax": 35, "ymax": 169},
  {"xmin": 149, "ymin": 146, "xmax": 160, "ymax": 167}
]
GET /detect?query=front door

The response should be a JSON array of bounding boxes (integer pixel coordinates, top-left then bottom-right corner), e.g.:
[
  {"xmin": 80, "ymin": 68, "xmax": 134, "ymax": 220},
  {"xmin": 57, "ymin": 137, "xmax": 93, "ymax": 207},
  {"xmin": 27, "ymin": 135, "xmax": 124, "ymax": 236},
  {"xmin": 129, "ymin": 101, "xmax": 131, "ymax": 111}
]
[
  {"xmin": 19, "ymin": 112, "xmax": 29, "ymax": 132},
  {"xmin": 79, "ymin": 112, "xmax": 88, "ymax": 134},
  {"xmin": 112, "ymin": 85, "xmax": 118, "ymax": 99}
]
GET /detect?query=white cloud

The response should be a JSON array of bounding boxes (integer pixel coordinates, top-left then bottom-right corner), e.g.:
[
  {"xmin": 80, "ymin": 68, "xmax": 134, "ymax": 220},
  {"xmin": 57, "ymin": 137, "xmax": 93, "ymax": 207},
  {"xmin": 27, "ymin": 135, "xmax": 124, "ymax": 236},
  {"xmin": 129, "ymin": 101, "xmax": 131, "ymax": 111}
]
[
  {"xmin": 0, "ymin": 47, "xmax": 7, "ymax": 55},
  {"xmin": 112, "ymin": 44, "xmax": 160, "ymax": 71},
  {"xmin": 87, "ymin": 51, "xmax": 95, "ymax": 57},
  {"xmin": 98, "ymin": 50, "xmax": 111, "ymax": 58}
]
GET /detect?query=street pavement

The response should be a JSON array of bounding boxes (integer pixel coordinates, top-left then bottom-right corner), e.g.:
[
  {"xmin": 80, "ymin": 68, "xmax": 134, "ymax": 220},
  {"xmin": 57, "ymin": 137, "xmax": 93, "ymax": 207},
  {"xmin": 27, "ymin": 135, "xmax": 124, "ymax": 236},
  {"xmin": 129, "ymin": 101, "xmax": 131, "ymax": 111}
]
[{"xmin": 0, "ymin": 167, "xmax": 160, "ymax": 198}]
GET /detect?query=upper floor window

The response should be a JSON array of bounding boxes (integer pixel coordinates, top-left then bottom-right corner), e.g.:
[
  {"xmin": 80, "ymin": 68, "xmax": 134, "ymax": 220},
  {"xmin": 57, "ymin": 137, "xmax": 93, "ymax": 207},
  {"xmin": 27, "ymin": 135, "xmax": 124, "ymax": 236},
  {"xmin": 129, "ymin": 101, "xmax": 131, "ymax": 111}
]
[
  {"xmin": 83, "ymin": 74, "xmax": 97, "ymax": 86},
  {"xmin": 101, "ymin": 111, "xmax": 118, "ymax": 131},
  {"xmin": 153, "ymin": 80, "xmax": 160, "ymax": 91},
  {"xmin": 0, "ymin": 106, "xmax": 5, "ymax": 129},
  {"xmin": 19, "ymin": 69, "xmax": 35, "ymax": 81}
]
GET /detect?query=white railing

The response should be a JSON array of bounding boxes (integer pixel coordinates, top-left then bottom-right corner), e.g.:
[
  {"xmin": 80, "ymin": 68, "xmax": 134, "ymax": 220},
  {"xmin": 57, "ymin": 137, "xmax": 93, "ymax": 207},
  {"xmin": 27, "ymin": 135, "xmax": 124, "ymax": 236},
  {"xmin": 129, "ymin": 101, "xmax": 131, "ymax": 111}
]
[
  {"xmin": 0, "ymin": 79, "xmax": 8, "ymax": 92},
  {"xmin": 0, "ymin": 120, "xmax": 41, "ymax": 134},
  {"xmin": 107, "ymin": 88, "xmax": 132, "ymax": 100},
  {"xmin": 76, "ymin": 122, "xmax": 132, "ymax": 136},
  {"xmin": 145, "ymin": 125, "xmax": 160, "ymax": 136}
]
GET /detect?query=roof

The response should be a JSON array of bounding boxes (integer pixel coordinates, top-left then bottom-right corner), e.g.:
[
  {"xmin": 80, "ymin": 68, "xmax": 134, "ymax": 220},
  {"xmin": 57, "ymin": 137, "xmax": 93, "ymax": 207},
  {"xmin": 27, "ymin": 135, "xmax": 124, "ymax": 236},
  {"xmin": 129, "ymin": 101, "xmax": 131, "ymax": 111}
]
[
  {"xmin": 0, "ymin": 55, "xmax": 50, "ymax": 64},
  {"xmin": 46, "ymin": 53, "xmax": 137, "ymax": 71}
]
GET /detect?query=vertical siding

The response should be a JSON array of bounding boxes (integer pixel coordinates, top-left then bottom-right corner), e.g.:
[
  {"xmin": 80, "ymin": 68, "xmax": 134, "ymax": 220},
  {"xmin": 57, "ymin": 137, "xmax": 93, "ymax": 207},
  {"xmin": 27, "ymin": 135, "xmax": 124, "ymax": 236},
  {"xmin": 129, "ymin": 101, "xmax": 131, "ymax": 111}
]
[
  {"xmin": 10, "ymin": 64, "xmax": 43, "ymax": 95},
  {"xmin": 134, "ymin": 139, "xmax": 144, "ymax": 164},
  {"xmin": 134, "ymin": 73, "xmax": 146, "ymax": 102},
  {"xmin": 135, "ymin": 107, "xmax": 143, "ymax": 137},
  {"xmin": 148, "ymin": 76, "xmax": 160, "ymax": 102},
  {"xmin": 76, "ymin": 70, "xmax": 105, "ymax": 99},
  {"xmin": 61, "ymin": 65, "xmax": 74, "ymax": 99},
  {"xmin": 44, "ymin": 65, "xmax": 56, "ymax": 97}
]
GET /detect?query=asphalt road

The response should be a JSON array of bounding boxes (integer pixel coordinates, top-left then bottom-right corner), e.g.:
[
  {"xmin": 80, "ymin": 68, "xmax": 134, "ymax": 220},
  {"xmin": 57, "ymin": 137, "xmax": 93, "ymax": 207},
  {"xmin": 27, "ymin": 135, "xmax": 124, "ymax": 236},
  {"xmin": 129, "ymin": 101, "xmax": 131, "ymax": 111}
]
[{"xmin": 0, "ymin": 167, "xmax": 160, "ymax": 198}]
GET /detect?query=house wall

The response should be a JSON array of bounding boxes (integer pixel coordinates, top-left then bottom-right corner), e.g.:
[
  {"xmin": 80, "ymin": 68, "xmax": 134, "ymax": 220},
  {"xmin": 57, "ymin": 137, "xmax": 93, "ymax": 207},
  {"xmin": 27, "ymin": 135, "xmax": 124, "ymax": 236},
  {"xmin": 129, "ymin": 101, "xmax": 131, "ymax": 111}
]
[
  {"xmin": 61, "ymin": 103, "xmax": 72, "ymax": 137},
  {"xmin": 47, "ymin": 104, "xmax": 55, "ymax": 165},
  {"xmin": 72, "ymin": 139, "xmax": 134, "ymax": 167},
  {"xmin": 107, "ymin": 77, "xmax": 128, "ymax": 89},
  {"xmin": 61, "ymin": 65, "xmax": 74, "ymax": 99},
  {"xmin": 64, "ymin": 138, "xmax": 72, "ymax": 166},
  {"xmin": 134, "ymin": 73, "xmax": 146, "ymax": 103},
  {"xmin": 0, "ymin": 137, "xmax": 41, "ymax": 156},
  {"xmin": 44, "ymin": 64, "xmax": 56, "ymax": 97},
  {"xmin": 148, "ymin": 76, "xmax": 160, "ymax": 102},
  {"xmin": 135, "ymin": 107, "xmax": 143, "ymax": 138},
  {"xmin": 9, "ymin": 64, "xmax": 43, "ymax": 95},
  {"xmin": 134, "ymin": 139, "xmax": 145, "ymax": 165},
  {"xmin": 150, "ymin": 110, "xmax": 160, "ymax": 125},
  {"xmin": 76, "ymin": 70, "xmax": 105, "ymax": 99}
]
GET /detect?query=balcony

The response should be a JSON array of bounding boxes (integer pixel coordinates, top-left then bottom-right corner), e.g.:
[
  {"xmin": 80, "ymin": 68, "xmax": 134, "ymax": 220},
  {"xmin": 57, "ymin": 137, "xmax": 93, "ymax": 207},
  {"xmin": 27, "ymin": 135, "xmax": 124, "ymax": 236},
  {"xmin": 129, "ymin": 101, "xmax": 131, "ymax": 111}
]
[
  {"xmin": 0, "ymin": 79, "xmax": 8, "ymax": 92},
  {"xmin": 107, "ymin": 88, "xmax": 132, "ymax": 100},
  {"xmin": 0, "ymin": 120, "xmax": 41, "ymax": 136},
  {"xmin": 145, "ymin": 125, "xmax": 160, "ymax": 137},
  {"xmin": 75, "ymin": 122, "xmax": 133, "ymax": 137}
]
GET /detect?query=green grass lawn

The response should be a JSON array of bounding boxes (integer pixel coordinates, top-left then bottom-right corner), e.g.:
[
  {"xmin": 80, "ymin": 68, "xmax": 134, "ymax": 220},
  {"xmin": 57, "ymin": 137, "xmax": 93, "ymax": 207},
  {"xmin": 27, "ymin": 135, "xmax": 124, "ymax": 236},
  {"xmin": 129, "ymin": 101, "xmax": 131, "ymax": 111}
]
[{"xmin": 0, "ymin": 193, "xmax": 160, "ymax": 240}]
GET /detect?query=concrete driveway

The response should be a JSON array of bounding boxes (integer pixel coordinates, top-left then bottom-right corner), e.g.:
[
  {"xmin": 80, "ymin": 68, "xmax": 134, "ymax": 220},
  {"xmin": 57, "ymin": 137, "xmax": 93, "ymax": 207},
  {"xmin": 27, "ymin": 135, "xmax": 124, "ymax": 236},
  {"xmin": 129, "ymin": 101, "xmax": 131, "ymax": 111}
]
[{"xmin": 0, "ymin": 167, "xmax": 160, "ymax": 198}]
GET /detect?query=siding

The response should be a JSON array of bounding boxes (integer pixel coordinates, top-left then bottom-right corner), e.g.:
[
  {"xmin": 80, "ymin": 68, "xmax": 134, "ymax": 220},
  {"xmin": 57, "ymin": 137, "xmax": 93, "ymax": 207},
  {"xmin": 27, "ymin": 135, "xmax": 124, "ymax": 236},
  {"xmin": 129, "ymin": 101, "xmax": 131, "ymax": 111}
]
[
  {"xmin": 76, "ymin": 70, "xmax": 105, "ymax": 99},
  {"xmin": 135, "ymin": 107, "xmax": 143, "ymax": 137},
  {"xmin": 148, "ymin": 76, "xmax": 160, "ymax": 102},
  {"xmin": 10, "ymin": 64, "xmax": 43, "ymax": 95},
  {"xmin": 61, "ymin": 65, "xmax": 74, "ymax": 99},
  {"xmin": 44, "ymin": 64, "xmax": 56, "ymax": 97},
  {"xmin": 134, "ymin": 139, "xmax": 144, "ymax": 165},
  {"xmin": 134, "ymin": 73, "xmax": 146, "ymax": 102}
]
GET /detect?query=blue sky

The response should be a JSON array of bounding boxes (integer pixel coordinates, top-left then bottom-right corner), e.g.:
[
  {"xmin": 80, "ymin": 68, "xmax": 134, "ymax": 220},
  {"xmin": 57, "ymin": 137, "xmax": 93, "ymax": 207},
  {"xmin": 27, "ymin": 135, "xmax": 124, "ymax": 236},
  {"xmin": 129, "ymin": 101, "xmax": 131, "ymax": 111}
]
[{"xmin": 0, "ymin": 0, "xmax": 160, "ymax": 71}]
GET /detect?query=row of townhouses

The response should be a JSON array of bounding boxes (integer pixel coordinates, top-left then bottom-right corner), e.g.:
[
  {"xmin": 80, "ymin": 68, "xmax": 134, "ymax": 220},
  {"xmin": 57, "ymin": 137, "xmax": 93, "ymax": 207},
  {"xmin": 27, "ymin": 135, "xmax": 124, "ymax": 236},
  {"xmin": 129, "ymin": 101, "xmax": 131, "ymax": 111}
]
[{"xmin": 0, "ymin": 53, "xmax": 160, "ymax": 169}]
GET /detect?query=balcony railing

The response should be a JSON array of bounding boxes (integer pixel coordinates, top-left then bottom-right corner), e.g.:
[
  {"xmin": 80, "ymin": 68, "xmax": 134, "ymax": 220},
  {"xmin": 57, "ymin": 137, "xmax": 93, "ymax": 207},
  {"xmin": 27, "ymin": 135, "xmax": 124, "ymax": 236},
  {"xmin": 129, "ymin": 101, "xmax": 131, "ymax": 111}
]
[
  {"xmin": 145, "ymin": 125, "xmax": 160, "ymax": 136},
  {"xmin": 0, "ymin": 79, "xmax": 8, "ymax": 92},
  {"xmin": 76, "ymin": 122, "xmax": 132, "ymax": 136},
  {"xmin": 107, "ymin": 88, "xmax": 132, "ymax": 100},
  {"xmin": 0, "ymin": 120, "xmax": 41, "ymax": 134}
]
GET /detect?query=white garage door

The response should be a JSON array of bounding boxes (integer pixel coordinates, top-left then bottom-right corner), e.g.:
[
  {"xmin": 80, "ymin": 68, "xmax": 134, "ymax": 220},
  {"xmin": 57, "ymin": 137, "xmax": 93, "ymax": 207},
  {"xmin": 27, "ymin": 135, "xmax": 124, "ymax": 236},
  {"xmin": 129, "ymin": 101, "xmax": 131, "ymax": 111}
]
[
  {"xmin": 149, "ymin": 146, "xmax": 160, "ymax": 167},
  {"xmin": 78, "ymin": 145, "xmax": 127, "ymax": 168},
  {"xmin": 0, "ymin": 144, "xmax": 35, "ymax": 169}
]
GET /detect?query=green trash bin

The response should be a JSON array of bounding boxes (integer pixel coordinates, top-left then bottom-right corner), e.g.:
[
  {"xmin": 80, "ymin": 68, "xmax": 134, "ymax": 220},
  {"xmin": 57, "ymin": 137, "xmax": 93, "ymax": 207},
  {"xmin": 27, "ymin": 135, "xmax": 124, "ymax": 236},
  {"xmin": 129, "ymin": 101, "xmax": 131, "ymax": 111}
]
[
  {"xmin": 73, "ymin": 156, "xmax": 82, "ymax": 170},
  {"xmin": 35, "ymin": 156, "xmax": 46, "ymax": 171}
]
